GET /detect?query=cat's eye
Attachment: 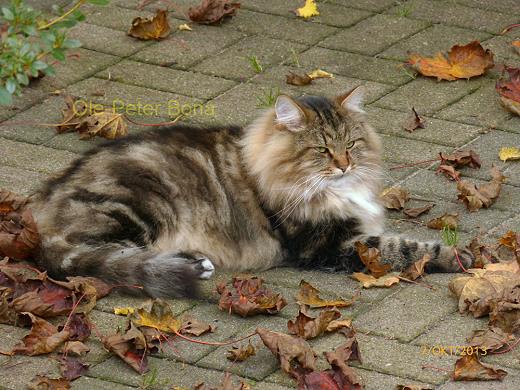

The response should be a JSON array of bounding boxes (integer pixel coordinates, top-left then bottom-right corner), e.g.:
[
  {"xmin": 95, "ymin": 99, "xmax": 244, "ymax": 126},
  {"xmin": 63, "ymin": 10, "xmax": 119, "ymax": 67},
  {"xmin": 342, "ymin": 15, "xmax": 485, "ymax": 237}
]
[
  {"xmin": 346, "ymin": 140, "xmax": 355, "ymax": 148},
  {"xmin": 315, "ymin": 146, "xmax": 328, "ymax": 153}
]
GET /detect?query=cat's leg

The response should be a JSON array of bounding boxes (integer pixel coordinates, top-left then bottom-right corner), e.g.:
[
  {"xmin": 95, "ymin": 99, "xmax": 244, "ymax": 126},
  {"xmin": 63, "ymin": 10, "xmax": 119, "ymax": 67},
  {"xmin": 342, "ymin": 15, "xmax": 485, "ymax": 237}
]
[{"xmin": 37, "ymin": 239, "xmax": 215, "ymax": 297}]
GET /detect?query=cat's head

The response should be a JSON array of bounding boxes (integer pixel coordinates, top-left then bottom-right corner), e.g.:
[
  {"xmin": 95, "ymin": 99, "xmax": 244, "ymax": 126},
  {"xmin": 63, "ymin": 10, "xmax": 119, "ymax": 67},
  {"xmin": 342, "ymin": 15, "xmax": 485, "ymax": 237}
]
[{"xmin": 242, "ymin": 87, "xmax": 383, "ymax": 214}]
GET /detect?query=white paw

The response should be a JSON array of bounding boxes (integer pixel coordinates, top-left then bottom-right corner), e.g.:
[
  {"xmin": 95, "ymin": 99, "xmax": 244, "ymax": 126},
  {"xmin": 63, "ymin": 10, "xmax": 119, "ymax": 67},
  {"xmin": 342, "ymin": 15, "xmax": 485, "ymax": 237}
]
[{"xmin": 198, "ymin": 258, "xmax": 215, "ymax": 279}]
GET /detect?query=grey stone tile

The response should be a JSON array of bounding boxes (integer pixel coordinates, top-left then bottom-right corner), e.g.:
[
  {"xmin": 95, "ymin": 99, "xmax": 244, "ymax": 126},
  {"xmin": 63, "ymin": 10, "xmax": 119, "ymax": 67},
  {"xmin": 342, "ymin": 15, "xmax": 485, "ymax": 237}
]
[
  {"xmin": 497, "ymin": 116, "xmax": 520, "ymax": 134},
  {"xmin": 0, "ymin": 166, "xmax": 48, "ymax": 195},
  {"xmin": 380, "ymin": 24, "xmax": 491, "ymax": 62},
  {"xmin": 328, "ymin": 0, "xmax": 398, "ymax": 12},
  {"xmin": 320, "ymin": 14, "xmax": 429, "ymax": 56},
  {"xmin": 72, "ymin": 376, "xmax": 137, "ymax": 390},
  {"xmin": 454, "ymin": 0, "xmax": 520, "ymax": 15},
  {"xmin": 380, "ymin": 134, "xmax": 455, "ymax": 163}
]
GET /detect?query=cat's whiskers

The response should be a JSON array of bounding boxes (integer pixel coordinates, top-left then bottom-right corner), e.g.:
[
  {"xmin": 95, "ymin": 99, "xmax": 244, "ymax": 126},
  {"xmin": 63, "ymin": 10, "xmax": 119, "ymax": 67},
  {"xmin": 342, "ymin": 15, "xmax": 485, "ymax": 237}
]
[{"xmin": 269, "ymin": 174, "xmax": 322, "ymax": 219}]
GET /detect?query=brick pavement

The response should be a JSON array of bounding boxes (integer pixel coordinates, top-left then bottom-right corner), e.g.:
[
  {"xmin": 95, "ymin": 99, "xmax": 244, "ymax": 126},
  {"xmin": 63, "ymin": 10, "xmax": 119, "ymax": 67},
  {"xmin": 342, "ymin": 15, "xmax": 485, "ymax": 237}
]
[{"xmin": 1, "ymin": 0, "xmax": 520, "ymax": 388}]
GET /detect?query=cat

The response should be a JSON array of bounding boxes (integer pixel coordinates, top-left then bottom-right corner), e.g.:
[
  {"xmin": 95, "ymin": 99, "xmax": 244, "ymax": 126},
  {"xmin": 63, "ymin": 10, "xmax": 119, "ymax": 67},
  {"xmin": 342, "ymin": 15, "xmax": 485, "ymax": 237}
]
[{"xmin": 29, "ymin": 87, "xmax": 473, "ymax": 297}]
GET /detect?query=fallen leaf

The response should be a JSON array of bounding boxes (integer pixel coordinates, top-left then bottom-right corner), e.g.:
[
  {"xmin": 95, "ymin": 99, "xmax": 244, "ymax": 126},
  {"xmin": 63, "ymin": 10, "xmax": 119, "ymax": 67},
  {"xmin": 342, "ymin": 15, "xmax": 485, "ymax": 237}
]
[
  {"xmin": 0, "ymin": 287, "xmax": 18, "ymax": 325},
  {"xmin": 217, "ymin": 276, "xmax": 287, "ymax": 317},
  {"xmin": 294, "ymin": 0, "xmax": 319, "ymax": 19},
  {"xmin": 307, "ymin": 69, "xmax": 333, "ymax": 79},
  {"xmin": 352, "ymin": 272, "xmax": 400, "ymax": 288},
  {"xmin": 496, "ymin": 66, "xmax": 520, "ymax": 117},
  {"xmin": 178, "ymin": 23, "xmax": 192, "ymax": 31},
  {"xmin": 180, "ymin": 315, "xmax": 215, "ymax": 336},
  {"xmin": 403, "ymin": 203, "xmax": 434, "ymax": 218},
  {"xmin": 0, "ymin": 189, "xmax": 39, "ymax": 260},
  {"xmin": 326, "ymin": 318, "xmax": 353, "ymax": 332},
  {"xmin": 114, "ymin": 307, "xmax": 135, "ymax": 316},
  {"xmin": 400, "ymin": 254, "xmax": 430, "ymax": 281},
  {"xmin": 128, "ymin": 9, "xmax": 170, "ymax": 40},
  {"xmin": 188, "ymin": 0, "xmax": 240, "ymax": 25},
  {"xmin": 27, "ymin": 375, "xmax": 71, "ymax": 390},
  {"xmin": 457, "ymin": 166, "xmax": 506, "ymax": 212},
  {"xmin": 287, "ymin": 306, "xmax": 341, "ymax": 339},
  {"xmin": 194, "ymin": 372, "xmax": 250, "ymax": 390},
  {"xmin": 62, "ymin": 341, "xmax": 90, "ymax": 356},
  {"xmin": 226, "ymin": 341, "xmax": 256, "ymax": 362},
  {"xmin": 380, "ymin": 187, "xmax": 409, "ymax": 210},
  {"xmin": 396, "ymin": 386, "xmax": 433, "ymax": 390},
  {"xmin": 296, "ymin": 280, "xmax": 355, "ymax": 308},
  {"xmin": 467, "ymin": 235, "xmax": 500, "ymax": 268},
  {"xmin": 12, "ymin": 313, "xmax": 70, "ymax": 356},
  {"xmin": 59, "ymin": 355, "xmax": 89, "ymax": 381},
  {"xmin": 79, "ymin": 110, "xmax": 128, "ymax": 140},
  {"xmin": 59, "ymin": 313, "xmax": 91, "ymax": 342},
  {"xmin": 130, "ymin": 299, "xmax": 181, "ymax": 333},
  {"xmin": 102, "ymin": 323, "xmax": 154, "ymax": 374},
  {"xmin": 453, "ymin": 353, "xmax": 507, "ymax": 381},
  {"xmin": 256, "ymin": 327, "xmax": 316, "ymax": 375},
  {"xmin": 403, "ymin": 107, "xmax": 425, "ymax": 132},
  {"xmin": 436, "ymin": 164, "xmax": 461, "ymax": 181},
  {"xmin": 407, "ymin": 41, "xmax": 494, "ymax": 81},
  {"xmin": 499, "ymin": 231, "xmax": 520, "ymax": 261},
  {"xmin": 468, "ymin": 326, "xmax": 516, "ymax": 352},
  {"xmin": 354, "ymin": 242, "xmax": 391, "ymax": 278},
  {"xmin": 55, "ymin": 95, "xmax": 88, "ymax": 133},
  {"xmin": 286, "ymin": 72, "xmax": 312, "ymax": 86},
  {"xmin": 513, "ymin": 41, "xmax": 520, "ymax": 55},
  {"xmin": 426, "ymin": 212, "xmax": 459, "ymax": 230},
  {"xmin": 439, "ymin": 150, "xmax": 482, "ymax": 169},
  {"xmin": 499, "ymin": 146, "xmax": 520, "ymax": 161}
]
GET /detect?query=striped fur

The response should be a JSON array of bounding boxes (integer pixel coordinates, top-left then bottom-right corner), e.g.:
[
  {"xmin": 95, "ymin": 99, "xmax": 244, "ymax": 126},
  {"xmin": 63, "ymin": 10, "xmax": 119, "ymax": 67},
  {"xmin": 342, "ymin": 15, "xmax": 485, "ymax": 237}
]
[{"xmin": 29, "ymin": 89, "xmax": 473, "ymax": 297}]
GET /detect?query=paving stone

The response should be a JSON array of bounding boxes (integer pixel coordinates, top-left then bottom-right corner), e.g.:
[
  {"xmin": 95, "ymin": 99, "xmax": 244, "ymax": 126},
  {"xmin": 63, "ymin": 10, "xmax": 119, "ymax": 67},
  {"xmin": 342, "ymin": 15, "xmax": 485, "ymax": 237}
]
[
  {"xmin": 320, "ymin": 14, "xmax": 429, "ymax": 56},
  {"xmin": 132, "ymin": 26, "xmax": 246, "ymax": 70},
  {"xmin": 353, "ymin": 285, "xmax": 457, "ymax": 342},
  {"xmin": 194, "ymin": 36, "xmax": 307, "ymax": 82},
  {"xmin": 0, "ymin": 355, "xmax": 61, "ymax": 390},
  {"xmin": 380, "ymin": 24, "xmax": 491, "ymax": 62},
  {"xmin": 297, "ymin": 47, "xmax": 413, "ymax": 86},
  {"xmin": 0, "ymin": 165, "xmax": 48, "ymax": 195},
  {"xmin": 0, "ymin": 138, "xmax": 78, "ymax": 174},
  {"xmin": 72, "ymin": 376, "xmax": 137, "ymax": 390},
  {"xmin": 98, "ymin": 60, "xmax": 236, "ymax": 100},
  {"xmin": 454, "ymin": 0, "xmax": 520, "ymax": 15},
  {"xmin": 486, "ymin": 214, "xmax": 520, "ymax": 242},
  {"xmin": 328, "ymin": 0, "xmax": 398, "ymax": 12},
  {"xmin": 480, "ymin": 348, "xmax": 520, "ymax": 372},
  {"xmin": 68, "ymin": 22, "xmax": 151, "ymax": 57},
  {"xmin": 497, "ymin": 116, "xmax": 520, "ymax": 134},
  {"xmin": 366, "ymin": 106, "xmax": 483, "ymax": 147},
  {"xmin": 386, "ymin": 0, "xmax": 517, "ymax": 34},
  {"xmin": 482, "ymin": 28, "xmax": 520, "ymax": 65},
  {"xmin": 222, "ymin": 9, "xmax": 338, "ymax": 45},
  {"xmin": 355, "ymin": 367, "xmax": 434, "ymax": 390},
  {"xmin": 436, "ymin": 81, "xmax": 511, "ymax": 129},
  {"xmin": 373, "ymin": 77, "xmax": 484, "ymax": 115},
  {"xmin": 402, "ymin": 169, "xmax": 520, "ymax": 212},
  {"xmin": 88, "ymin": 355, "xmax": 237, "ymax": 388},
  {"xmin": 0, "ymin": 86, "xmax": 48, "ymax": 122},
  {"xmin": 197, "ymin": 317, "xmax": 289, "ymax": 381},
  {"xmin": 381, "ymin": 134, "xmax": 455, "ymax": 163},
  {"xmin": 252, "ymin": 382, "xmax": 292, "ymax": 390}
]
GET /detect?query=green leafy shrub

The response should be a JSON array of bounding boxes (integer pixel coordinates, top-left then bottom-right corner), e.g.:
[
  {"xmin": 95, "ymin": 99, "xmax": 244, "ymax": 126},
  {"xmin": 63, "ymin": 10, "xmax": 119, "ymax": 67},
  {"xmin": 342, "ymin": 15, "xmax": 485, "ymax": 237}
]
[{"xmin": 0, "ymin": 0, "xmax": 109, "ymax": 105}]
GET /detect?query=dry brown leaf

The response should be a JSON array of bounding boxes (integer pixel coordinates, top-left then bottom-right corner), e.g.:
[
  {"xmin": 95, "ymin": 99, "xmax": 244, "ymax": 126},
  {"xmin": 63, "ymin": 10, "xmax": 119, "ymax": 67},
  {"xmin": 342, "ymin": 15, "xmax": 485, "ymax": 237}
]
[
  {"xmin": 453, "ymin": 353, "xmax": 507, "ymax": 381},
  {"xmin": 426, "ymin": 212, "xmax": 459, "ymax": 230},
  {"xmin": 403, "ymin": 107, "xmax": 425, "ymax": 132},
  {"xmin": 352, "ymin": 272, "xmax": 400, "ymax": 288},
  {"xmin": 435, "ymin": 164, "xmax": 461, "ymax": 181},
  {"xmin": 286, "ymin": 72, "xmax": 312, "ymax": 86},
  {"xmin": 468, "ymin": 326, "xmax": 516, "ymax": 353},
  {"xmin": 287, "ymin": 306, "xmax": 341, "ymax": 339},
  {"xmin": 181, "ymin": 315, "xmax": 215, "ymax": 336},
  {"xmin": 130, "ymin": 299, "xmax": 181, "ymax": 333},
  {"xmin": 59, "ymin": 355, "xmax": 89, "ymax": 381},
  {"xmin": 400, "ymin": 254, "xmax": 430, "ymax": 281},
  {"xmin": 403, "ymin": 203, "xmax": 434, "ymax": 218},
  {"xmin": 496, "ymin": 67, "xmax": 520, "ymax": 116},
  {"xmin": 256, "ymin": 327, "xmax": 316, "ymax": 375},
  {"xmin": 407, "ymin": 41, "xmax": 494, "ymax": 81},
  {"xmin": 11, "ymin": 313, "xmax": 70, "ymax": 356},
  {"xmin": 296, "ymin": 280, "xmax": 355, "ymax": 308},
  {"xmin": 226, "ymin": 341, "xmax": 256, "ymax": 362},
  {"xmin": 354, "ymin": 241, "xmax": 391, "ymax": 278},
  {"xmin": 499, "ymin": 231, "xmax": 520, "ymax": 261},
  {"xmin": 62, "ymin": 341, "xmax": 90, "ymax": 357},
  {"xmin": 128, "ymin": 9, "xmax": 171, "ymax": 40},
  {"xmin": 217, "ymin": 276, "xmax": 287, "ymax": 317},
  {"xmin": 188, "ymin": 0, "xmax": 240, "ymax": 25},
  {"xmin": 380, "ymin": 187, "xmax": 409, "ymax": 210},
  {"xmin": 28, "ymin": 375, "xmax": 70, "ymax": 390},
  {"xmin": 194, "ymin": 372, "xmax": 250, "ymax": 390},
  {"xmin": 326, "ymin": 318, "xmax": 353, "ymax": 332},
  {"xmin": 457, "ymin": 166, "xmax": 506, "ymax": 212},
  {"xmin": 440, "ymin": 150, "xmax": 482, "ymax": 169}
]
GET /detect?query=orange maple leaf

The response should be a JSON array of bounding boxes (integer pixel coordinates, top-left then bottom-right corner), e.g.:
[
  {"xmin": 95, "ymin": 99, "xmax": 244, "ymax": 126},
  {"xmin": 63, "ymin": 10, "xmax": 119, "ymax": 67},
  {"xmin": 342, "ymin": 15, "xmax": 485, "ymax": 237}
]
[{"xmin": 407, "ymin": 41, "xmax": 494, "ymax": 81}]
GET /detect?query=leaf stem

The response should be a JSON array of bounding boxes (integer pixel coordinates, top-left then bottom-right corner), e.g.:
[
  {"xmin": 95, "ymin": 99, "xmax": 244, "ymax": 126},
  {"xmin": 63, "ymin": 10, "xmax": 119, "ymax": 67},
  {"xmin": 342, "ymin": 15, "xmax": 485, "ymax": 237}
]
[
  {"xmin": 388, "ymin": 158, "xmax": 439, "ymax": 170},
  {"xmin": 172, "ymin": 331, "xmax": 258, "ymax": 346},
  {"xmin": 38, "ymin": 0, "xmax": 85, "ymax": 31}
]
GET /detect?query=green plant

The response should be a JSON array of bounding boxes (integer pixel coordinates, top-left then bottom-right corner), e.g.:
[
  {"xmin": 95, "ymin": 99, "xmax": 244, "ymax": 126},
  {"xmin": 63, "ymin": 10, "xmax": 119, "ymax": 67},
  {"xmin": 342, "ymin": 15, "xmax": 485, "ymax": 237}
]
[
  {"xmin": 246, "ymin": 55, "xmax": 263, "ymax": 73},
  {"xmin": 395, "ymin": 3, "xmax": 413, "ymax": 17},
  {"xmin": 0, "ymin": 0, "xmax": 109, "ymax": 105},
  {"xmin": 441, "ymin": 225, "xmax": 459, "ymax": 247},
  {"xmin": 139, "ymin": 368, "xmax": 170, "ymax": 389},
  {"xmin": 256, "ymin": 87, "xmax": 280, "ymax": 108},
  {"xmin": 290, "ymin": 48, "xmax": 300, "ymax": 67}
]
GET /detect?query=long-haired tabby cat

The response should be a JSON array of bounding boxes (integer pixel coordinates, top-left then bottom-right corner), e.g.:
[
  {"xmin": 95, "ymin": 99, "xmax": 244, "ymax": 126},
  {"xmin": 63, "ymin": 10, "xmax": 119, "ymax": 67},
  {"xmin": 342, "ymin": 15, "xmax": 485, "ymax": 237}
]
[{"xmin": 30, "ymin": 87, "xmax": 473, "ymax": 297}]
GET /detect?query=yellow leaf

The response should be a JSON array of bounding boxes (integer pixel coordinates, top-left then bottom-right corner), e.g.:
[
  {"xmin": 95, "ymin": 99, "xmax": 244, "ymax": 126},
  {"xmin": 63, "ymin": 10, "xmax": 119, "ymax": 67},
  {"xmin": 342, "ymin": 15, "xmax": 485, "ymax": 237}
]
[
  {"xmin": 295, "ymin": 0, "xmax": 319, "ymax": 19},
  {"xmin": 307, "ymin": 69, "xmax": 334, "ymax": 80},
  {"xmin": 178, "ymin": 23, "xmax": 192, "ymax": 31},
  {"xmin": 130, "ymin": 299, "xmax": 181, "ymax": 333},
  {"xmin": 499, "ymin": 146, "xmax": 520, "ymax": 162},
  {"xmin": 353, "ymin": 272, "xmax": 400, "ymax": 288},
  {"xmin": 114, "ymin": 307, "xmax": 134, "ymax": 316}
]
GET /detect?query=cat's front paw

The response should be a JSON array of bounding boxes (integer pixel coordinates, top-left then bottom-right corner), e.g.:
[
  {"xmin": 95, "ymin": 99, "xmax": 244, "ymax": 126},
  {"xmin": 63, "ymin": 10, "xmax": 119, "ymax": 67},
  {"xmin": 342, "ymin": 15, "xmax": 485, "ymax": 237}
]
[{"xmin": 192, "ymin": 256, "xmax": 215, "ymax": 279}]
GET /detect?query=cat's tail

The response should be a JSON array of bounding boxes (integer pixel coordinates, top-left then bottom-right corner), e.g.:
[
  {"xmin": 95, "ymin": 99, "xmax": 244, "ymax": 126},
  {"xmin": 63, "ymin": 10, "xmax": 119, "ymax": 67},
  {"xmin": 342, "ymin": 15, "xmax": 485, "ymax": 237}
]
[
  {"xmin": 363, "ymin": 235, "xmax": 474, "ymax": 273},
  {"xmin": 36, "ymin": 238, "xmax": 215, "ymax": 297}
]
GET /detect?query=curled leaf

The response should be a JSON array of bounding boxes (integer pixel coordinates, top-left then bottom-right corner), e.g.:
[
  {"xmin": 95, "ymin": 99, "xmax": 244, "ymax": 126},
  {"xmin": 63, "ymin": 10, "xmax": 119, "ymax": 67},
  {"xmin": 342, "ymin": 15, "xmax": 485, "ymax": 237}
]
[
  {"xmin": 400, "ymin": 254, "xmax": 430, "ymax": 281},
  {"xmin": 403, "ymin": 203, "xmax": 434, "ymax": 218},
  {"xmin": 380, "ymin": 187, "xmax": 409, "ymax": 210},
  {"xmin": 226, "ymin": 341, "xmax": 256, "ymax": 362},
  {"xmin": 286, "ymin": 72, "xmax": 312, "ymax": 86},
  {"xmin": 426, "ymin": 212, "xmax": 459, "ymax": 230},
  {"xmin": 128, "ymin": 9, "xmax": 171, "ymax": 40},
  {"xmin": 352, "ymin": 272, "xmax": 400, "ymax": 288},
  {"xmin": 496, "ymin": 67, "xmax": 520, "ymax": 117},
  {"xmin": 407, "ymin": 41, "xmax": 494, "ymax": 81},
  {"xmin": 436, "ymin": 164, "xmax": 461, "ymax": 181},
  {"xmin": 296, "ymin": 280, "xmax": 355, "ymax": 308},
  {"xmin": 59, "ymin": 355, "xmax": 89, "ymax": 381},
  {"xmin": 178, "ymin": 23, "xmax": 192, "ymax": 31},
  {"xmin": 181, "ymin": 315, "xmax": 215, "ymax": 336},
  {"xmin": 28, "ymin": 375, "xmax": 71, "ymax": 390},
  {"xmin": 403, "ymin": 107, "xmax": 425, "ymax": 132},
  {"xmin": 188, "ymin": 0, "xmax": 240, "ymax": 25},
  {"xmin": 453, "ymin": 353, "xmax": 507, "ymax": 381},
  {"xmin": 354, "ymin": 241, "xmax": 391, "ymax": 278},
  {"xmin": 307, "ymin": 69, "xmax": 333, "ymax": 79},
  {"xmin": 457, "ymin": 167, "xmax": 506, "ymax": 212},
  {"xmin": 287, "ymin": 306, "xmax": 341, "ymax": 339},
  {"xmin": 439, "ymin": 150, "xmax": 482, "ymax": 169}
]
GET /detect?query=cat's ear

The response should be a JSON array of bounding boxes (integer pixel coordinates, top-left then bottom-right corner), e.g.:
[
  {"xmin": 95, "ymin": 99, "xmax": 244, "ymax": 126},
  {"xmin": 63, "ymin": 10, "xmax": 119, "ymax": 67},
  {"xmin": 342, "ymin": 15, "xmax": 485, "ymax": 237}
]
[
  {"xmin": 337, "ymin": 86, "xmax": 365, "ymax": 113},
  {"xmin": 274, "ymin": 95, "xmax": 306, "ymax": 131}
]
